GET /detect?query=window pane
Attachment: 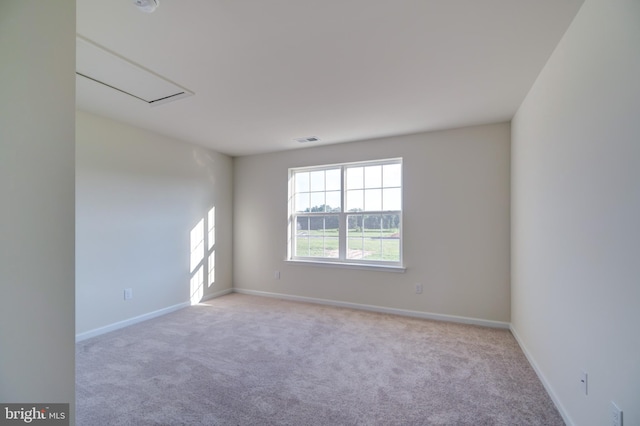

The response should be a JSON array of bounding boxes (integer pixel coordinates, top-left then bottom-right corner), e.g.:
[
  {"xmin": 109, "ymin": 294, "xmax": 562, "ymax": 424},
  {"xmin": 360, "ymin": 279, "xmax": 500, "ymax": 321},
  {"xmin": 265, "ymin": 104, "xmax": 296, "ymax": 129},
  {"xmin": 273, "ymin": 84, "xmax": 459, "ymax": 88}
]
[
  {"xmin": 346, "ymin": 189, "xmax": 363, "ymax": 212},
  {"xmin": 382, "ymin": 238, "xmax": 400, "ymax": 262},
  {"xmin": 364, "ymin": 214, "xmax": 382, "ymax": 233},
  {"xmin": 296, "ymin": 215, "xmax": 339, "ymax": 258},
  {"xmin": 297, "ymin": 216, "xmax": 310, "ymax": 232},
  {"xmin": 364, "ymin": 165, "xmax": 382, "ymax": 188},
  {"xmin": 326, "ymin": 191, "xmax": 341, "ymax": 212},
  {"xmin": 310, "ymin": 170, "xmax": 325, "ymax": 191},
  {"xmin": 364, "ymin": 240, "xmax": 382, "ymax": 260},
  {"xmin": 347, "ymin": 214, "xmax": 363, "ymax": 235},
  {"xmin": 323, "ymin": 215, "xmax": 340, "ymax": 234},
  {"xmin": 347, "ymin": 213, "xmax": 366, "ymax": 259},
  {"xmin": 309, "ymin": 215, "xmax": 324, "ymax": 230},
  {"xmin": 295, "ymin": 193, "xmax": 310, "ymax": 213},
  {"xmin": 346, "ymin": 167, "xmax": 363, "ymax": 190},
  {"xmin": 324, "ymin": 237, "xmax": 339, "ymax": 258},
  {"xmin": 295, "ymin": 217, "xmax": 310, "ymax": 257},
  {"xmin": 364, "ymin": 189, "xmax": 382, "ymax": 211},
  {"xmin": 383, "ymin": 188, "xmax": 401, "ymax": 211},
  {"xmin": 381, "ymin": 214, "xmax": 400, "ymax": 231},
  {"xmin": 383, "ymin": 163, "xmax": 402, "ymax": 187},
  {"xmin": 347, "ymin": 238, "xmax": 364, "ymax": 259},
  {"xmin": 326, "ymin": 168, "xmax": 341, "ymax": 191},
  {"xmin": 295, "ymin": 172, "xmax": 309, "ymax": 193},
  {"xmin": 296, "ymin": 236, "xmax": 310, "ymax": 257},
  {"xmin": 310, "ymin": 192, "xmax": 325, "ymax": 212}
]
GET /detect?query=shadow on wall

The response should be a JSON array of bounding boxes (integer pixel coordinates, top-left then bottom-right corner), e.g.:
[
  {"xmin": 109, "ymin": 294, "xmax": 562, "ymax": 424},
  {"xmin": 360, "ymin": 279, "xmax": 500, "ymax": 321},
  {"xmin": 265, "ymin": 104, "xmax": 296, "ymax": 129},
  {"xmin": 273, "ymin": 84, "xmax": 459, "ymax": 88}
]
[{"xmin": 190, "ymin": 206, "xmax": 216, "ymax": 304}]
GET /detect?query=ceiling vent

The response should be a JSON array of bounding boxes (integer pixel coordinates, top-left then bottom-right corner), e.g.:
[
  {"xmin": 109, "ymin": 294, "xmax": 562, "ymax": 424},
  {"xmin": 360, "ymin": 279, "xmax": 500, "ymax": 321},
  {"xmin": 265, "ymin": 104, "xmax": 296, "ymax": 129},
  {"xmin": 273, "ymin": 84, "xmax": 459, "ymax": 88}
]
[
  {"xmin": 76, "ymin": 35, "xmax": 194, "ymax": 106},
  {"xmin": 295, "ymin": 136, "xmax": 321, "ymax": 143}
]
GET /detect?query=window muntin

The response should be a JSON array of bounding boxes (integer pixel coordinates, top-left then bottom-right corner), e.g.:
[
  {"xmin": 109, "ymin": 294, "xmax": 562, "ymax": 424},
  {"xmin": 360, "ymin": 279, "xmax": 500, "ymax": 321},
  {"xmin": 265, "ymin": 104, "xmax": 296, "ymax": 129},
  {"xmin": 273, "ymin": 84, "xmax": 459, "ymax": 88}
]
[
  {"xmin": 290, "ymin": 159, "xmax": 402, "ymax": 266},
  {"xmin": 294, "ymin": 168, "xmax": 342, "ymax": 213},
  {"xmin": 295, "ymin": 215, "xmax": 339, "ymax": 258},
  {"xmin": 347, "ymin": 213, "xmax": 400, "ymax": 261}
]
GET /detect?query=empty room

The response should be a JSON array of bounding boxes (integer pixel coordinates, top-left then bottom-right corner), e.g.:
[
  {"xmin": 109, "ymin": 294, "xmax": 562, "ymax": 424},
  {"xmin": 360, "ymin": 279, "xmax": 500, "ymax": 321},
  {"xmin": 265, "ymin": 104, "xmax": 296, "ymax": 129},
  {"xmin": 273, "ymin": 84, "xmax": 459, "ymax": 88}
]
[{"xmin": 1, "ymin": 0, "xmax": 638, "ymax": 425}]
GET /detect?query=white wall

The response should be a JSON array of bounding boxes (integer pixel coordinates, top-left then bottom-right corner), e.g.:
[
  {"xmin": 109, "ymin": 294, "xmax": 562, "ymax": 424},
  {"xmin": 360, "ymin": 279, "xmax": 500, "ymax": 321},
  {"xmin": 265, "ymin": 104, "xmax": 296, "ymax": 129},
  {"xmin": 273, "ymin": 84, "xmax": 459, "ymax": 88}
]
[
  {"xmin": 234, "ymin": 123, "xmax": 511, "ymax": 324},
  {"xmin": 511, "ymin": 0, "xmax": 640, "ymax": 424},
  {"xmin": 0, "ymin": 0, "xmax": 76, "ymax": 420},
  {"xmin": 76, "ymin": 111, "xmax": 233, "ymax": 336}
]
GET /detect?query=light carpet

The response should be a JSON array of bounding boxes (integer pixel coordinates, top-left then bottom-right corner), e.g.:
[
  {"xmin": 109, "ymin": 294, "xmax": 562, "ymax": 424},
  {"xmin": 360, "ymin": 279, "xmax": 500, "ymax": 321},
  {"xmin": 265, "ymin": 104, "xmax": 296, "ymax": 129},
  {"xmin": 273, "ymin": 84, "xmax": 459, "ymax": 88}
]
[{"xmin": 76, "ymin": 293, "xmax": 563, "ymax": 425}]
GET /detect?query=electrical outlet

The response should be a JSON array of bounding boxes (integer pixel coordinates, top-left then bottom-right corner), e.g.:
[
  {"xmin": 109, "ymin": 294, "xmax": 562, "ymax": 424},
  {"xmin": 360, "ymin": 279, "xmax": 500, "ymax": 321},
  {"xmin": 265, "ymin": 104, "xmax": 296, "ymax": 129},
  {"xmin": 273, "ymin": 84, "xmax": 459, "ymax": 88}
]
[
  {"xmin": 580, "ymin": 371, "xmax": 588, "ymax": 395},
  {"xmin": 124, "ymin": 288, "xmax": 133, "ymax": 300},
  {"xmin": 415, "ymin": 283, "xmax": 423, "ymax": 294},
  {"xmin": 274, "ymin": 271, "xmax": 281, "ymax": 280},
  {"xmin": 611, "ymin": 401, "xmax": 622, "ymax": 426}
]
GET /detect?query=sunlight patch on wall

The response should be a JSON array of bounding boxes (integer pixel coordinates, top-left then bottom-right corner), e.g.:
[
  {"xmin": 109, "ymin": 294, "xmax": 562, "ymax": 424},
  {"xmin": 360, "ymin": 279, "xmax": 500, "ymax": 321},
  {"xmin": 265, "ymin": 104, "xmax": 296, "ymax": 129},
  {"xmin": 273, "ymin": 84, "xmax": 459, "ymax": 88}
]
[
  {"xmin": 190, "ymin": 265, "xmax": 204, "ymax": 305},
  {"xmin": 208, "ymin": 251, "xmax": 215, "ymax": 288},
  {"xmin": 190, "ymin": 219, "xmax": 204, "ymax": 273},
  {"xmin": 207, "ymin": 207, "xmax": 216, "ymax": 287},
  {"xmin": 208, "ymin": 207, "xmax": 215, "ymax": 250},
  {"xmin": 189, "ymin": 206, "xmax": 216, "ymax": 304}
]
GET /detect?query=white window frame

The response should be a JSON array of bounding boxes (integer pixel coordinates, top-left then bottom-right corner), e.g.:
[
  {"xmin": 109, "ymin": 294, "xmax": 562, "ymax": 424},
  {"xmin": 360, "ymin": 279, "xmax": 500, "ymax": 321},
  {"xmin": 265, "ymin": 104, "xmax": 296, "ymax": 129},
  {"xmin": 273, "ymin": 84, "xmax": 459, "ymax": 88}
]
[{"xmin": 288, "ymin": 158, "xmax": 403, "ymax": 270}]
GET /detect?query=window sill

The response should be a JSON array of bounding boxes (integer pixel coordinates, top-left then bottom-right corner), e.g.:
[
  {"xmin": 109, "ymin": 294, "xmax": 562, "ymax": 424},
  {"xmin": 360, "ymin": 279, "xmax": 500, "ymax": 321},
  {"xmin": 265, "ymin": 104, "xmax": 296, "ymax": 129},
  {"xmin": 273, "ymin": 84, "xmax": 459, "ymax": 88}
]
[{"xmin": 286, "ymin": 259, "xmax": 406, "ymax": 273}]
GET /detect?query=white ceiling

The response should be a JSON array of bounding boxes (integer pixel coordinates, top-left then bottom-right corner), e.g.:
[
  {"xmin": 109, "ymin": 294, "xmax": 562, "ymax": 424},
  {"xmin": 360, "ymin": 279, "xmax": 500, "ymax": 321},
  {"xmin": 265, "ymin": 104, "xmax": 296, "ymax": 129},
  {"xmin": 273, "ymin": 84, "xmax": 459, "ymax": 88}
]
[{"xmin": 76, "ymin": 0, "xmax": 584, "ymax": 157}]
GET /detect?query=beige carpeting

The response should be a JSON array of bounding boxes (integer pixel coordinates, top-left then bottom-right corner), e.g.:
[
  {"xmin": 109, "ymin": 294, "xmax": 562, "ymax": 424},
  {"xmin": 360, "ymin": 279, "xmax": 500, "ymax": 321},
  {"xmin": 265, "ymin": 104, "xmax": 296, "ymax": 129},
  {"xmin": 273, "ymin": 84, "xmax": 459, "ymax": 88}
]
[{"xmin": 76, "ymin": 294, "xmax": 563, "ymax": 425}]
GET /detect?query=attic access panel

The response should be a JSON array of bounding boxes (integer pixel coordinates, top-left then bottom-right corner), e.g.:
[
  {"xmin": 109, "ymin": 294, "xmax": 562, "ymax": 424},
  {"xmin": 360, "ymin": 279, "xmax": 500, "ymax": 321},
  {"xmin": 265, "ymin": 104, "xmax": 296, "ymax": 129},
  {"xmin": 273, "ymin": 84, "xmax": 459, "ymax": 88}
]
[{"xmin": 76, "ymin": 35, "xmax": 194, "ymax": 106}]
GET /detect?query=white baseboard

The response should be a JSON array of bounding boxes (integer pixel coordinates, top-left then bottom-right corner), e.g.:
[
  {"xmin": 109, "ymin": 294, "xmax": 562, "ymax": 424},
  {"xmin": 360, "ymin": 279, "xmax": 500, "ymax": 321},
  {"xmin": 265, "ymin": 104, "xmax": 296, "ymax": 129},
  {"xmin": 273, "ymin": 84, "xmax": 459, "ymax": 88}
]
[
  {"xmin": 510, "ymin": 325, "xmax": 573, "ymax": 426},
  {"xmin": 75, "ymin": 301, "xmax": 190, "ymax": 342},
  {"xmin": 233, "ymin": 288, "xmax": 510, "ymax": 329},
  {"xmin": 201, "ymin": 287, "xmax": 233, "ymax": 302},
  {"xmin": 75, "ymin": 287, "xmax": 509, "ymax": 342},
  {"xmin": 75, "ymin": 288, "xmax": 234, "ymax": 342}
]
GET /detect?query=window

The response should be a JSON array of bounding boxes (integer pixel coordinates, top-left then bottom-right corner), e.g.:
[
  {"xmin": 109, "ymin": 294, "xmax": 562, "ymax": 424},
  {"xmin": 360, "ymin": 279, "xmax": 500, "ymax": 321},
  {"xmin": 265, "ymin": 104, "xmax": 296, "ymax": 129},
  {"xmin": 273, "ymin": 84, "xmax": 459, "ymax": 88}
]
[{"xmin": 289, "ymin": 158, "xmax": 402, "ymax": 268}]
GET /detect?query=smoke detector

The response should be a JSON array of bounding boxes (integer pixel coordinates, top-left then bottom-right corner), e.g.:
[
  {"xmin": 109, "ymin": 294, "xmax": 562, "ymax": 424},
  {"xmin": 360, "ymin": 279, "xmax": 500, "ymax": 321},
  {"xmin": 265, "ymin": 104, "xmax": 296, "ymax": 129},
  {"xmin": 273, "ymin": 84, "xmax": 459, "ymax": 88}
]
[{"xmin": 134, "ymin": 0, "xmax": 159, "ymax": 13}]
